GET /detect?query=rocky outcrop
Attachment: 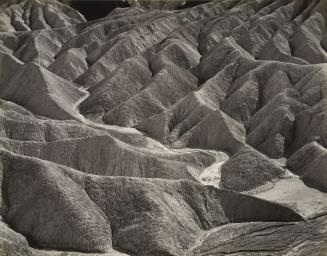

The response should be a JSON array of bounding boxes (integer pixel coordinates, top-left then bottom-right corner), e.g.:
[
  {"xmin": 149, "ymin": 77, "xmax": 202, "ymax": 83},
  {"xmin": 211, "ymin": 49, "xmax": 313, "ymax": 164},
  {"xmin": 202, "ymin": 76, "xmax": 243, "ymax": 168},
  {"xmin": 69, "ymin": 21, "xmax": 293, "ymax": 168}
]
[
  {"xmin": 187, "ymin": 215, "xmax": 327, "ymax": 256},
  {"xmin": 287, "ymin": 141, "xmax": 327, "ymax": 192},
  {"xmin": 220, "ymin": 146, "xmax": 285, "ymax": 192}
]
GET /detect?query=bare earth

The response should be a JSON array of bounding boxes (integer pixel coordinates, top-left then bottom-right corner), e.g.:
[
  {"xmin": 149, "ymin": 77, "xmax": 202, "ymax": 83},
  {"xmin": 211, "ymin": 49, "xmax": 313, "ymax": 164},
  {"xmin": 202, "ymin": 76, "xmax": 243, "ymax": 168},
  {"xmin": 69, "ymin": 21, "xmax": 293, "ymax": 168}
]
[{"xmin": 1, "ymin": 0, "xmax": 327, "ymax": 255}]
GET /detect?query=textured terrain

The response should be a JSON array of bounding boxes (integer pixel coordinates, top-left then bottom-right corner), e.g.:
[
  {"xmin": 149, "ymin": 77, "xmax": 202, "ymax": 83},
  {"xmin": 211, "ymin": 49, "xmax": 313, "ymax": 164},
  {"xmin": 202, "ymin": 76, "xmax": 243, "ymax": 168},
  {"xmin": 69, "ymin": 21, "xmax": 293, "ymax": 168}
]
[{"xmin": 1, "ymin": 0, "xmax": 327, "ymax": 255}]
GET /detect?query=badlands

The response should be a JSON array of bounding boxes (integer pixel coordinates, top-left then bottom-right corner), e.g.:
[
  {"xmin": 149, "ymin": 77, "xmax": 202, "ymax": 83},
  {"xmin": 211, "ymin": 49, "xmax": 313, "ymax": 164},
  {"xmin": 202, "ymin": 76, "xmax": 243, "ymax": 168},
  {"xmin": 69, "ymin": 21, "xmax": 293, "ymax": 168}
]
[{"xmin": 0, "ymin": 0, "xmax": 327, "ymax": 255}]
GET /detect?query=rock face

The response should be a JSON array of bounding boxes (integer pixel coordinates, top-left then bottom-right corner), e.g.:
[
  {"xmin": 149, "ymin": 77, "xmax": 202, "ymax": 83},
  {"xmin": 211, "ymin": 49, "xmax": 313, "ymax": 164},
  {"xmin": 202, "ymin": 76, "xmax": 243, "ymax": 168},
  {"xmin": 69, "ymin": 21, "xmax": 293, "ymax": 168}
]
[{"xmin": 0, "ymin": 0, "xmax": 327, "ymax": 255}]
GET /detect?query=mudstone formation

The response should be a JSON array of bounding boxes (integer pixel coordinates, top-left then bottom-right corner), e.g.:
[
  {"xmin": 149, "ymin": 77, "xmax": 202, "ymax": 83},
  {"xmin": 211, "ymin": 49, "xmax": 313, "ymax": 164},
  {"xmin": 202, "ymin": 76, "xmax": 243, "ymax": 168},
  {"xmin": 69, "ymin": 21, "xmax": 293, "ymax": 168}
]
[{"xmin": 0, "ymin": 0, "xmax": 327, "ymax": 255}]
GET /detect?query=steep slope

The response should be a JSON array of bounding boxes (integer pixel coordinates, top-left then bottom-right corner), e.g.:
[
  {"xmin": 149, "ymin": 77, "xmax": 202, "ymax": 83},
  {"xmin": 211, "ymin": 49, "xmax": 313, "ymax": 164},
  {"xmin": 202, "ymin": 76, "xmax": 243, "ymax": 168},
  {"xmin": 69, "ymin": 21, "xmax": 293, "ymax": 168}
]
[
  {"xmin": 1, "ymin": 151, "xmax": 302, "ymax": 255},
  {"xmin": 0, "ymin": 0, "xmax": 85, "ymax": 32},
  {"xmin": 0, "ymin": 0, "xmax": 327, "ymax": 255}
]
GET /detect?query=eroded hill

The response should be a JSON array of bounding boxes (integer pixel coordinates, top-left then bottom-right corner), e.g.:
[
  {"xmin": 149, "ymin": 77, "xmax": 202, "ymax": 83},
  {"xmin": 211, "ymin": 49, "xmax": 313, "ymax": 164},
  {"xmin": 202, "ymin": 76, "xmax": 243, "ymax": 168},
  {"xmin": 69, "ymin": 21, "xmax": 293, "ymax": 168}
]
[{"xmin": 1, "ymin": 0, "xmax": 327, "ymax": 255}]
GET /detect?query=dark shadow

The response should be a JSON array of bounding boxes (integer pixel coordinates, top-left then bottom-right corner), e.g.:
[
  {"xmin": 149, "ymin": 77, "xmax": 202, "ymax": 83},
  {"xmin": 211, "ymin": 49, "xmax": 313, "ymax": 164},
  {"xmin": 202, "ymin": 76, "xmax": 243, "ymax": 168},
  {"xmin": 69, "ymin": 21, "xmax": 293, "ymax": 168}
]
[{"xmin": 70, "ymin": 0, "xmax": 130, "ymax": 20}]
